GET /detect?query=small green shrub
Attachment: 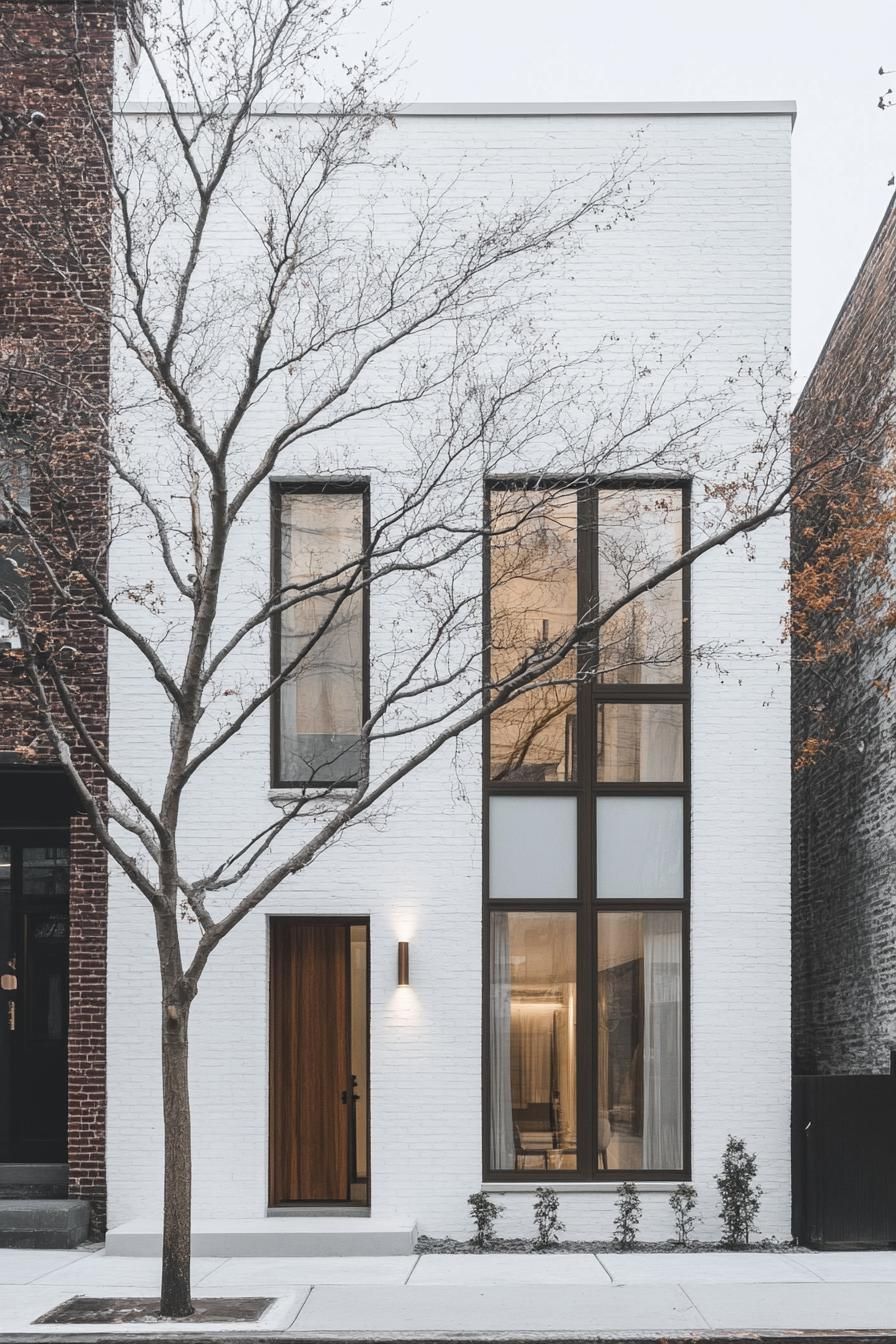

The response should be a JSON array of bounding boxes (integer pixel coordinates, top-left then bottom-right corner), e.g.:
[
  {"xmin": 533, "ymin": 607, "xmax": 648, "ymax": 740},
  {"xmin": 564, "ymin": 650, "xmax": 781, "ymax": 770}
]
[
  {"xmin": 715, "ymin": 1136, "xmax": 762, "ymax": 1247},
  {"xmin": 533, "ymin": 1186, "xmax": 564, "ymax": 1249},
  {"xmin": 467, "ymin": 1191, "xmax": 503, "ymax": 1249},
  {"xmin": 613, "ymin": 1181, "xmax": 641, "ymax": 1249},
  {"xmin": 669, "ymin": 1182, "xmax": 698, "ymax": 1246}
]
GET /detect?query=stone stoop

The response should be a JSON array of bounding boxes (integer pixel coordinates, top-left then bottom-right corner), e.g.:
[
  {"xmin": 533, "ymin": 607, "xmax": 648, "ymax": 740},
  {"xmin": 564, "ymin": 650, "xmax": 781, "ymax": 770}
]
[
  {"xmin": 0, "ymin": 1164, "xmax": 68, "ymax": 1200},
  {"xmin": 0, "ymin": 1198, "xmax": 90, "ymax": 1249},
  {"xmin": 104, "ymin": 1216, "xmax": 417, "ymax": 1257}
]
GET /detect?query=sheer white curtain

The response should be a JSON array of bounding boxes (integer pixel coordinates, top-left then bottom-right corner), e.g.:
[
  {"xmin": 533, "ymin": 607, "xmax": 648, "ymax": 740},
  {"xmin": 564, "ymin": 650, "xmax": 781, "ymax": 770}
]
[
  {"xmin": 510, "ymin": 1003, "xmax": 555, "ymax": 1103},
  {"xmin": 639, "ymin": 705, "xmax": 682, "ymax": 780},
  {"xmin": 489, "ymin": 913, "xmax": 515, "ymax": 1169},
  {"xmin": 642, "ymin": 912, "xmax": 683, "ymax": 1168},
  {"xmin": 280, "ymin": 492, "xmax": 363, "ymax": 779}
]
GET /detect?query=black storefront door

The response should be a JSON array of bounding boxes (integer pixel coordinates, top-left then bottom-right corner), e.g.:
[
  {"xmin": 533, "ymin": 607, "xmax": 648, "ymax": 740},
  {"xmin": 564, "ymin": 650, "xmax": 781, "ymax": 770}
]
[{"xmin": 0, "ymin": 832, "xmax": 69, "ymax": 1163}]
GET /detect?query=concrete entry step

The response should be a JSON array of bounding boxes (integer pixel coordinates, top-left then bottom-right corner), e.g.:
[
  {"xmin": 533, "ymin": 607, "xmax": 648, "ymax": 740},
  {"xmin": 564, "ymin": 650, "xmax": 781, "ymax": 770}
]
[
  {"xmin": 105, "ymin": 1216, "xmax": 417, "ymax": 1257},
  {"xmin": 0, "ymin": 1198, "xmax": 89, "ymax": 1249},
  {"xmin": 0, "ymin": 1164, "xmax": 68, "ymax": 1200}
]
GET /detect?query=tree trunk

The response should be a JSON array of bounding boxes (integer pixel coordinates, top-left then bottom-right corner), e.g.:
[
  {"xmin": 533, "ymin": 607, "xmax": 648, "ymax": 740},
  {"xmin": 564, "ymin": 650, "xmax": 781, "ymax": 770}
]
[{"xmin": 159, "ymin": 999, "xmax": 193, "ymax": 1318}]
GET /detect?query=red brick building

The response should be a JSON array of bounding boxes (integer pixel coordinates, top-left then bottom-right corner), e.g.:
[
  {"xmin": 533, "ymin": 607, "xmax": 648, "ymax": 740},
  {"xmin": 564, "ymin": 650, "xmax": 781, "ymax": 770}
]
[{"xmin": 0, "ymin": 0, "xmax": 133, "ymax": 1239}]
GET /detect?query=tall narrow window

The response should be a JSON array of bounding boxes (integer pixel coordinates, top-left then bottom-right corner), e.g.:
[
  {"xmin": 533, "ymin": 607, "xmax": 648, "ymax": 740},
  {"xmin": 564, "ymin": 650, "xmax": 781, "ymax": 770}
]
[
  {"xmin": 485, "ymin": 480, "xmax": 689, "ymax": 1181},
  {"xmin": 0, "ymin": 447, "xmax": 31, "ymax": 646},
  {"xmin": 273, "ymin": 486, "xmax": 368, "ymax": 787}
]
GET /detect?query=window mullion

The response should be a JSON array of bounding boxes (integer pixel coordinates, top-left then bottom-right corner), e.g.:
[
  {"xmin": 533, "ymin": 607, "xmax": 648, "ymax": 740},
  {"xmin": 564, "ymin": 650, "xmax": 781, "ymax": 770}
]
[{"xmin": 578, "ymin": 485, "xmax": 598, "ymax": 1180}]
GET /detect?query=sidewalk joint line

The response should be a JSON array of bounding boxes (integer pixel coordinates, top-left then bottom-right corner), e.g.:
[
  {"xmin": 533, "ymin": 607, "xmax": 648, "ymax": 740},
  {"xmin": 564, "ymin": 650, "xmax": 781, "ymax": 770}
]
[
  {"xmin": 29, "ymin": 1250, "xmax": 92, "ymax": 1285},
  {"xmin": 404, "ymin": 1253, "xmax": 422, "ymax": 1284},
  {"xmin": 594, "ymin": 1252, "xmax": 614, "ymax": 1283},
  {"xmin": 679, "ymin": 1282, "xmax": 713, "ymax": 1329},
  {"xmin": 785, "ymin": 1251, "xmax": 825, "ymax": 1281}
]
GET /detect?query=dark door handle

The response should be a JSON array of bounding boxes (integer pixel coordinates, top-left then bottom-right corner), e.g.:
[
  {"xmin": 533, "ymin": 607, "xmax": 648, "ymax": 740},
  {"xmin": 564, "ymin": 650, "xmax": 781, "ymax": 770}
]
[{"xmin": 341, "ymin": 1074, "xmax": 360, "ymax": 1104}]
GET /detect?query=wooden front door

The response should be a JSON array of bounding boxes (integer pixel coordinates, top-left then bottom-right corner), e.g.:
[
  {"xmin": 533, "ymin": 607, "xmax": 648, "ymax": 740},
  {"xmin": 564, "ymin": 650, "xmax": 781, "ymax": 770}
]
[
  {"xmin": 0, "ymin": 833, "xmax": 69, "ymax": 1163},
  {"xmin": 269, "ymin": 919, "xmax": 368, "ymax": 1205}
]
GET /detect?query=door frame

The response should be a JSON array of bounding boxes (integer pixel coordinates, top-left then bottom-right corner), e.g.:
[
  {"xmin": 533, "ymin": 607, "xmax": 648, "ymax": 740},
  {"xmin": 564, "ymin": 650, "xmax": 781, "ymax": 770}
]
[
  {"xmin": 0, "ymin": 826, "xmax": 70, "ymax": 1165},
  {"xmin": 267, "ymin": 915, "xmax": 371, "ymax": 1209}
]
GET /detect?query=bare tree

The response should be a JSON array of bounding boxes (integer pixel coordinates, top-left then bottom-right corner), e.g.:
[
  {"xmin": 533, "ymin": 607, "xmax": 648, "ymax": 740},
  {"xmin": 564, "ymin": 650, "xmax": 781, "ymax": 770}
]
[{"xmin": 0, "ymin": 0, "xmax": 804, "ymax": 1319}]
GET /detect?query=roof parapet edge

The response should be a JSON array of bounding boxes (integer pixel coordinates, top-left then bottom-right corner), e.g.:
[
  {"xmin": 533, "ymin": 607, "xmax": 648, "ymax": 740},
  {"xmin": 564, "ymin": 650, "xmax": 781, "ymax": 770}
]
[{"xmin": 119, "ymin": 98, "xmax": 797, "ymax": 125}]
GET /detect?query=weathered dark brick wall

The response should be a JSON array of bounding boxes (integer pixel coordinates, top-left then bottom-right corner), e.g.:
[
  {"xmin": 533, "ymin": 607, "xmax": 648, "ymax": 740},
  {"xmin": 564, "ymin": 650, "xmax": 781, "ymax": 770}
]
[
  {"xmin": 0, "ymin": 0, "xmax": 130, "ymax": 1234},
  {"xmin": 792, "ymin": 192, "xmax": 896, "ymax": 1076}
]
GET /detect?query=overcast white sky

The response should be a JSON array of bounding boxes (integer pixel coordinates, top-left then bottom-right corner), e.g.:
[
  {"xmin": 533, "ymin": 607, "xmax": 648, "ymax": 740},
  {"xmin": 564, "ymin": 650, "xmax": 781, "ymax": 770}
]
[{"xmin": 360, "ymin": 0, "xmax": 894, "ymax": 390}]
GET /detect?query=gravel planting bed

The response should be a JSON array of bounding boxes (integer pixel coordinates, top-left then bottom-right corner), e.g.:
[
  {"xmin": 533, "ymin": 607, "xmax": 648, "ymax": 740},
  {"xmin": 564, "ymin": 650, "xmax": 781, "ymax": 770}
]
[{"xmin": 416, "ymin": 1235, "xmax": 797, "ymax": 1254}]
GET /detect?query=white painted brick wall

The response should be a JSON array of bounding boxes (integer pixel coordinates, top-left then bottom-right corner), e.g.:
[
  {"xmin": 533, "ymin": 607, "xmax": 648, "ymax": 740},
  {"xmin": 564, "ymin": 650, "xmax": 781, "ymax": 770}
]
[{"xmin": 106, "ymin": 109, "xmax": 792, "ymax": 1242}]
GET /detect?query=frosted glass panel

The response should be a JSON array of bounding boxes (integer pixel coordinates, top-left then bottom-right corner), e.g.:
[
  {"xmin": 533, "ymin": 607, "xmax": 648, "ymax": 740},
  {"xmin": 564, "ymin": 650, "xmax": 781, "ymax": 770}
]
[
  {"xmin": 489, "ymin": 796, "xmax": 577, "ymax": 900},
  {"xmin": 595, "ymin": 796, "xmax": 683, "ymax": 900}
]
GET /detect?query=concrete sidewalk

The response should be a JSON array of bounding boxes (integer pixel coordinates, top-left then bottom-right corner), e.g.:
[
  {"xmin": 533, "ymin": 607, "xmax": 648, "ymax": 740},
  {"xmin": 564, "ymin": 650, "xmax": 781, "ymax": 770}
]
[{"xmin": 2, "ymin": 1248, "xmax": 896, "ymax": 1337}]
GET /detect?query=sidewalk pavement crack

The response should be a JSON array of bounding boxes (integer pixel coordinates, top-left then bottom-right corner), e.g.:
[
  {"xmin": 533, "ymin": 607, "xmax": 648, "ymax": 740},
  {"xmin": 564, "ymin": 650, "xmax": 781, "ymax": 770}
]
[
  {"xmin": 680, "ymin": 1282, "xmax": 713, "ymax": 1328},
  {"xmin": 192, "ymin": 1257, "xmax": 224, "ymax": 1285},
  {"xmin": 404, "ymin": 1253, "xmax": 422, "ymax": 1284},
  {"xmin": 286, "ymin": 1283, "xmax": 314, "ymax": 1330}
]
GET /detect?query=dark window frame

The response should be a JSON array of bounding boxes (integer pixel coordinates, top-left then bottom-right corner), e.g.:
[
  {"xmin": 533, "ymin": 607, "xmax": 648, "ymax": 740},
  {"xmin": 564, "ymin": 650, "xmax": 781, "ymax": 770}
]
[
  {"xmin": 270, "ymin": 480, "xmax": 371, "ymax": 790},
  {"xmin": 482, "ymin": 477, "xmax": 692, "ymax": 1183},
  {"xmin": 0, "ymin": 435, "xmax": 32, "ymax": 529},
  {"xmin": 0, "ymin": 443, "xmax": 32, "ymax": 634}
]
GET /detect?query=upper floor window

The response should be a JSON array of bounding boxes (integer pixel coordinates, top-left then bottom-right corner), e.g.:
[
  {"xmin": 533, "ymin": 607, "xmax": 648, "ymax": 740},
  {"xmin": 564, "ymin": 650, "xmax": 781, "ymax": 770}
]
[
  {"xmin": 488, "ymin": 488, "xmax": 579, "ymax": 783},
  {"xmin": 272, "ymin": 484, "xmax": 368, "ymax": 788},
  {"xmin": 0, "ymin": 447, "xmax": 31, "ymax": 646},
  {"xmin": 597, "ymin": 488, "xmax": 684, "ymax": 685}
]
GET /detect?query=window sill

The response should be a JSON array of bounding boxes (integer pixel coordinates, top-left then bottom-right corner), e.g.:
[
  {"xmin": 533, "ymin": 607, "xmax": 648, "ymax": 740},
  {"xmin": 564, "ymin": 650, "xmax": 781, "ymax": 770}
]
[
  {"xmin": 267, "ymin": 1205, "xmax": 370, "ymax": 1218},
  {"xmin": 268, "ymin": 787, "xmax": 357, "ymax": 805},
  {"xmin": 482, "ymin": 1181, "xmax": 686, "ymax": 1194}
]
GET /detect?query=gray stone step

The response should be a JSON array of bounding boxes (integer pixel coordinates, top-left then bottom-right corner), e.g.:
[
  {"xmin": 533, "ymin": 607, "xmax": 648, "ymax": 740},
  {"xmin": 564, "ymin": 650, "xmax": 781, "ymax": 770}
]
[
  {"xmin": 0, "ymin": 1199, "xmax": 89, "ymax": 1249},
  {"xmin": 0, "ymin": 1164, "xmax": 67, "ymax": 1200},
  {"xmin": 105, "ymin": 1216, "xmax": 417, "ymax": 1257}
]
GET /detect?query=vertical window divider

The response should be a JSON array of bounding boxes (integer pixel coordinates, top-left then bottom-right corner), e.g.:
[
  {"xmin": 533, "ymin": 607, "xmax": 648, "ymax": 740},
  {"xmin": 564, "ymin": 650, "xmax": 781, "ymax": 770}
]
[
  {"xmin": 681, "ymin": 482, "xmax": 693, "ymax": 1180},
  {"xmin": 578, "ymin": 485, "xmax": 598, "ymax": 1179}
]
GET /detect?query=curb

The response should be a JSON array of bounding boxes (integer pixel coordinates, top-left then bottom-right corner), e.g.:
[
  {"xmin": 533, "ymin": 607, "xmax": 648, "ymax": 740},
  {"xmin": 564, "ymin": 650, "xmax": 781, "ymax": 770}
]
[{"xmin": 3, "ymin": 1333, "xmax": 896, "ymax": 1343}]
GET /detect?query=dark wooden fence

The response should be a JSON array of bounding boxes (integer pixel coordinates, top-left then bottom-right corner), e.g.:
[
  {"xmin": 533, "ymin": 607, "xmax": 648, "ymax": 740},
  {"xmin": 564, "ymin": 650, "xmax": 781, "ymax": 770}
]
[{"xmin": 793, "ymin": 1075, "xmax": 896, "ymax": 1247}]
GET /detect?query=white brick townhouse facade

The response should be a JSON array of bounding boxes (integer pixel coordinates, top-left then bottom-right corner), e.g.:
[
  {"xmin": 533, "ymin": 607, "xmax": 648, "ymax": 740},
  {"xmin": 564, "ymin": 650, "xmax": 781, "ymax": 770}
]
[{"xmin": 105, "ymin": 102, "xmax": 793, "ymax": 1244}]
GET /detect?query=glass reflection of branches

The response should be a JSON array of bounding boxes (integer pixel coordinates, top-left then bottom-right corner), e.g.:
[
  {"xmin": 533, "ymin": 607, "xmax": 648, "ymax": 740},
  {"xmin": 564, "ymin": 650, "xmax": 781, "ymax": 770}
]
[
  {"xmin": 489, "ymin": 489, "xmax": 578, "ymax": 782},
  {"xmin": 598, "ymin": 489, "xmax": 683, "ymax": 685}
]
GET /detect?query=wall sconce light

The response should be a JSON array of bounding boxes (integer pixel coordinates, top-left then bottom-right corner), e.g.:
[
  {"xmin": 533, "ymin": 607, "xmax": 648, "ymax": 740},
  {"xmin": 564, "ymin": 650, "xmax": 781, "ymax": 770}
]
[{"xmin": 397, "ymin": 941, "xmax": 410, "ymax": 987}]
